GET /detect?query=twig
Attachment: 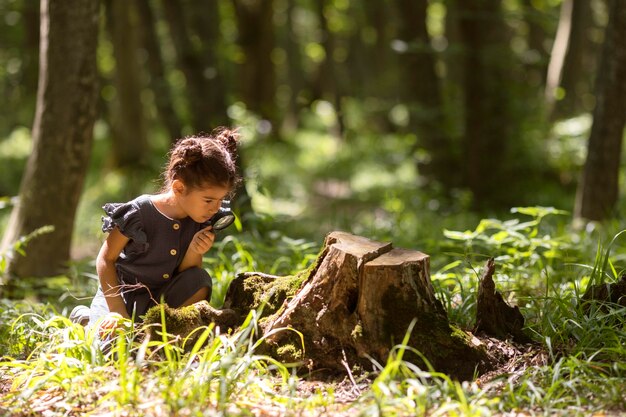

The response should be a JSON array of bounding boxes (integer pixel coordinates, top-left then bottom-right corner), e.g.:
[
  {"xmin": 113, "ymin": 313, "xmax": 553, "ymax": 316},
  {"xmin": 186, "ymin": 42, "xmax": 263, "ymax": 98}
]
[{"xmin": 341, "ymin": 348, "xmax": 361, "ymax": 396}]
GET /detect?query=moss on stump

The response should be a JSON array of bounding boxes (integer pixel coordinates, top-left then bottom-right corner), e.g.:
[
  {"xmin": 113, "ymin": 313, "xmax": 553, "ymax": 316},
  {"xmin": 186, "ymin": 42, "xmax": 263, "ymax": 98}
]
[{"xmin": 145, "ymin": 231, "xmax": 503, "ymax": 380}]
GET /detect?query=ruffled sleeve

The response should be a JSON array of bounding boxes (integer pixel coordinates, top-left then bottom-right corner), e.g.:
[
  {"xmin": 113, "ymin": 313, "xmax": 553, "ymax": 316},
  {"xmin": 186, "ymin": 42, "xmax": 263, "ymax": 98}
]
[{"xmin": 101, "ymin": 202, "xmax": 148, "ymax": 251}]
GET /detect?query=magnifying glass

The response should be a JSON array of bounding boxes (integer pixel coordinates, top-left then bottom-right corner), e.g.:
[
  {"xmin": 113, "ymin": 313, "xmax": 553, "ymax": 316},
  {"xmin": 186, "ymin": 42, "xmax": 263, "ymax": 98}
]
[{"xmin": 208, "ymin": 200, "xmax": 236, "ymax": 231}]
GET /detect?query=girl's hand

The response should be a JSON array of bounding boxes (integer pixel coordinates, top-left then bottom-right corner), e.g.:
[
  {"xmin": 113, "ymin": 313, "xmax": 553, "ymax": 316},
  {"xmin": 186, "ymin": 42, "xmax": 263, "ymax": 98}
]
[
  {"xmin": 98, "ymin": 312, "xmax": 123, "ymax": 336},
  {"xmin": 190, "ymin": 226, "xmax": 215, "ymax": 255}
]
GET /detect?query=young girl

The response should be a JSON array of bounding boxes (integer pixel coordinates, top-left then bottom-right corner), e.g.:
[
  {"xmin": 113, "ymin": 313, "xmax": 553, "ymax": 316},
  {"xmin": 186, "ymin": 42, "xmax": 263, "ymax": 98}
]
[{"xmin": 82, "ymin": 128, "xmax": 241, "ymax": 329}]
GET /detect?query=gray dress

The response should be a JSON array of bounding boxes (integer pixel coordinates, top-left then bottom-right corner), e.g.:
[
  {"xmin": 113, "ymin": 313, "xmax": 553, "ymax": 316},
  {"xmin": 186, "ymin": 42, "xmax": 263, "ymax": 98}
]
[{"xmin": 89, "ymin": 194, "xmax": 212, "ymax": 325}]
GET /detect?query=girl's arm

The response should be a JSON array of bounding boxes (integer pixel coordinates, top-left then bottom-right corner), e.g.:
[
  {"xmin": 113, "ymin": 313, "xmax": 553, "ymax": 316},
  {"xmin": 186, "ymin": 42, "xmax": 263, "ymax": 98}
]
[
  {"xmin": 178, "ymin": 225, "xmax": 215, "ymax": 272},
  {"xmin": 96, "ymin": 227, "xmax": 131, "ymax": 319}
]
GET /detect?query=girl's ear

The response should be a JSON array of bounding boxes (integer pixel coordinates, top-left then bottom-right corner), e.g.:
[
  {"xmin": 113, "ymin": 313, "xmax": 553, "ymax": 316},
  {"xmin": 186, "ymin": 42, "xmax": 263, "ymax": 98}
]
[{"xmin": 172, "ymin": 179, "xmax": 185, "ymax": 195}]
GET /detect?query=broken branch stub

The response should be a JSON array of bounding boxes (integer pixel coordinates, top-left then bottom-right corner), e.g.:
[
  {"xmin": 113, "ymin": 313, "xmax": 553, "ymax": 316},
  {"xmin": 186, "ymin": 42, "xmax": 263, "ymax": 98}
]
[{"xmin": 474, "ymin": 258, "xmax": 529, "ymax": 343}]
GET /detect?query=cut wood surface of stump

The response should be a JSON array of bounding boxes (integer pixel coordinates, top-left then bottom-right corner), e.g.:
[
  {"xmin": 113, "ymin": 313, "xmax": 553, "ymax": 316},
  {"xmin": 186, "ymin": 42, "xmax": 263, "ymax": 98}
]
[{"xmin": 225, "ymin": 231, "xmax": 490, "ymax": 380}]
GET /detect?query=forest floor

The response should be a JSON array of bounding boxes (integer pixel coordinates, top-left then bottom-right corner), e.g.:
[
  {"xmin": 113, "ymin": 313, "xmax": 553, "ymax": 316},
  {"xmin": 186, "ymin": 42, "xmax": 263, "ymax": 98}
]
[{"xmin": 0, "ymin": 334, "xmax": 554, "ymax": 417}]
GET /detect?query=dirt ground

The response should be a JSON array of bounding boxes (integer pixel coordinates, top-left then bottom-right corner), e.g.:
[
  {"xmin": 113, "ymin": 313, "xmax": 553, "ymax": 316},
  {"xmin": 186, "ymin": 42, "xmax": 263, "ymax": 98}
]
[{"xmin": 0, "ymin": 335, "xmax": 549, "ymax": 417}]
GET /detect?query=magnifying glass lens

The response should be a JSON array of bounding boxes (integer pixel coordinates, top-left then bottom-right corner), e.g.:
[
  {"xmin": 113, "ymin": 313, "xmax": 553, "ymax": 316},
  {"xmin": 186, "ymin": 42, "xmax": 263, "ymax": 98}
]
[{"xmin": 212, "ymin": 213, "xmax": 235, "ymax": 230}]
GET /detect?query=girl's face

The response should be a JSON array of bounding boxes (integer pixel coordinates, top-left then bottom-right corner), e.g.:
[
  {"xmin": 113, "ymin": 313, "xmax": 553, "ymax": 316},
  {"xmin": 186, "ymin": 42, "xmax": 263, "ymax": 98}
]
[{"xmin": 174, "ymin": 181, "xmax": 231, "ymax": 224}]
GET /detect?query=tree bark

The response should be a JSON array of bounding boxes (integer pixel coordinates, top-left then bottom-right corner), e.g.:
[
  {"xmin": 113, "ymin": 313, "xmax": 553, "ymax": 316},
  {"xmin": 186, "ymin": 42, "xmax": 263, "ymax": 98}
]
[
  {"xmin": 232, "ymin": 0, "xmax": 277, "ymax": 124},
  {"xmin": 522, "ymin": 0, "xmax": 550, "ymax": 86},
  {"xmin": 239, "ymin": 232, "xmax": 490, "ymax": 380},
  {"xmin": 458, "ymin": 0, "xmax": 515, "ymax": 207},
  {"xmin": 474, "ymin": 258, "xmax": 529, "ymax": 343},
  {"xmin": 363, "ymin": 0, "xmax": 392, "ymax": 99},
  {"xmin": 281, "ymin": 0, "xmax": 305, "ymax": 131},
  {"xmin": 574, "ymin": 0, "xmax": 626, "ymax": 221},
  {"xmin": 105, "ymin": 0, "xmax": 148, "ymax": 168},
  {"xmin": 311, "ymin": 0, "xmax": 344, "ymax": 137},
  {"xmin": 186, "ymin": 0, "xmax": 229, "ymax": 128},
  {"xmin": 555, "ymin": 0, "xmax": 597, "ymax": 118},
  {"xmin": 544, "ymin": 0, "xmax": 573, "ymax": 113},
  {"xmin": 162, "ymin": 0, "xmax": 215, "ymax": 133},
  {"xmin": 0, "ymin": 0, "xmax": 99, "ymax": 280},
  {"xmin": 395, "ymin": 0, "xmax": 453, "ymax": 187},
  {"xmin": 136, "ymin": 0, "xmax": 183, "ymax": 142},
  {"xmin": 147, "ymin": 232, "xmax": 532, "ymax": 380}
]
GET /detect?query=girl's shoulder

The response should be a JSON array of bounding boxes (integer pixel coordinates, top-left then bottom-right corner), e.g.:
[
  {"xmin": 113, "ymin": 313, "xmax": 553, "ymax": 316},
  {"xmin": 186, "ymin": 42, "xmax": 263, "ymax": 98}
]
[{"xmin": 101, "ymin": 194, "xmax": 152, "ymax": 236}]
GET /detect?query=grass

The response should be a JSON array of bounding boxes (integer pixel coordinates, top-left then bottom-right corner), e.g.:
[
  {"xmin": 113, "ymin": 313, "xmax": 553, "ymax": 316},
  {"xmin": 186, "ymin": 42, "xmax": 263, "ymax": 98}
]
[
  {"xmin": 2, "ymin": 211, "xmax": 626, "ymax": 416},
  {"xmin": 1, "ymin": 119, "xmax": 625, "ymax": 415}
]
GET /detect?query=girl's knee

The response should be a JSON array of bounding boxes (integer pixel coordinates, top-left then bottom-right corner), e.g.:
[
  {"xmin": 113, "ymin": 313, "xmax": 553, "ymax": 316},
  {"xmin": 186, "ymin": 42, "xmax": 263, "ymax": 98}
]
[{"xmin": 165, "ymin": 267, "xmax": 212, "ymax": 307}]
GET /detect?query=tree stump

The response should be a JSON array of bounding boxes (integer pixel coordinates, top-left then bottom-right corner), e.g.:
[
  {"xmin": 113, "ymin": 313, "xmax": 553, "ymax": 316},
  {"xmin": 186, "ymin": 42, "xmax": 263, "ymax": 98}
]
[{"xmin": 226, "ymin": 231, "xmax": 490, "ymax": 380}]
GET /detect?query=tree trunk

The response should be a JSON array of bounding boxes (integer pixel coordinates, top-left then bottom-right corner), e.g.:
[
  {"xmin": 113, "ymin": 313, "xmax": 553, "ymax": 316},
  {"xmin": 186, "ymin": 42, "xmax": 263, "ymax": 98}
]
[
  {"xmin": 363, "ymin": 0, "xmax": 392, "ymax": 99},
  {"xmin": 187, "ymin": 0, "xmax": 229, "ymax": 128},
  {"xmin": 105, "ymin": 0, "xmax": 148, "ymax": 168},
  {"xmin": 522, "ymin": 0, "xmax": 550, "ymax": 86},
  {"xmin": 544, "ymin": 0, "xmax": 573, "ymax": 114},
  {"xmin": 227, "ymin": 232, "xmax": 491, "ymax": 380},
  {"xmin": 0, "ymin": 0, "xmax": 99, "ymax": 280},
  {"xmin": 395, "ymin": 0, "xmax": 453, "ymax": 187},
  {"xmin": 232, "ymin": 0, "xmax": 277, "ymax": 124},
  {"xmin": 556, "ymin": 0, "xmax": 596, "ymax": 118},
  {"xmin": 162, "ymin": 0, "xmax": 215, "ymax": 133},
  {"xmin": 312, "ymin": 0, "xmax": 344, "ymax": 137},
  {"xmin": 136, "ymin": 0, "xmax": 183, "ymax": 142},
  {"xmin": 574, "ymin": 0, "xmax": 626, "ymax": 221},
  {"xmin": 281, "ymin": 0, "xmax": 306, "ymax": 131},
  {"xmin": 442, "ymin": 0, "xmax": 465, "ymax": 168},
  {"xmin": 458, "ymin": 0, "xmax": 514, "ymax": 207}
]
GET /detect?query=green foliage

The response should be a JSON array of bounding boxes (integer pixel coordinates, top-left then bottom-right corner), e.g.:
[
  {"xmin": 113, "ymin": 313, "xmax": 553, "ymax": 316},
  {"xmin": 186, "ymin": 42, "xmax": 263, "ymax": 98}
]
[
  {"xmin": 0, "ymin": 0, "xmax": 623, "ymax": 413},
  {"xmin": 442, "ymin": 206, "xmax": 573, "ymax": 276},
  {"xmin": 432, "ymin": 206, "xmax": 579, "ymax": 328},
  {"xmin": 3, "ymin": 212, "xmax": 626, "ymax": 415},
  {"xmin": 0, "ymin": 224, "xmax": 55, "ymax": 284}
]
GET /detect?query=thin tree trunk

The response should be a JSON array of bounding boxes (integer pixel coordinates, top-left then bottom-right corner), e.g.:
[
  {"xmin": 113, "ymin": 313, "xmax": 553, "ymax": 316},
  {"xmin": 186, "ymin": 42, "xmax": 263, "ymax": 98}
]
[
  {"xmin": 544, "ymin": 0, "xmax": 573, "ymax": 114},
  {"xmin": 395, "ymin": 0, "xmax": 452, "ymax": 186},
  {"xmin": 136, "ymin": 0, "xmax": 183, "ymax": 142},
  {"xmin": 232, "ymin": 0, "xmax": 277, "ymax": 125},
  {"xmin": 313, "ymin": 0, "xmax": 344, "ymax": 137},
  {"xmin": 0, "ymin": 0, "xmax": 99, "ymax": 280},
  {"xmin": 187, "ymin": 0, "xmax": 229, "ymax": 128},
  {"xmin": 162, "ymin": 0, "xmax": 214, "ymax": 133},
  {"xmin": 574, "ymin": 0, "xmax": 626, "ymax": 221},
  {"xmin": 555, "ymin": 0, "xmax": 597, "ymax": 119},
  {"xmin": 522, "ymin": 0, "xmax": 550, "ymax": 86},
  {"xmin": 458, "ymin": 0, "xmax": 514, "ymax": 207},
  {"xmin": 364, "ymin": 0, "xmax": 391, "ymax": 99},
  {"xmin": 281, "ymin": 0, "xmax": 305, "ymax": 131},
  {"xmin": 105, "ymin": 0, "xmax": 148, "ymax": 168},
  {"xmin": 442, "ymin": 0, "xmax": 465, "ymax": 156}
]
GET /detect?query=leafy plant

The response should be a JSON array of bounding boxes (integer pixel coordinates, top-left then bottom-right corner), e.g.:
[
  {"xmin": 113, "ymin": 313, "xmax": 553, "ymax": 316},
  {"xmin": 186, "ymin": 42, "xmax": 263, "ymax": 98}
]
[{"xmin": 442, "ymin": 206, "xmax": 573, "ymax": 279}]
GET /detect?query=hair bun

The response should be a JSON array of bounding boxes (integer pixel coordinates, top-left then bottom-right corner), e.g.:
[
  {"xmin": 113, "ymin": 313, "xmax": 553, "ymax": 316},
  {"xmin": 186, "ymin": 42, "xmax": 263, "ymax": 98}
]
[
  {"xmin": 179, "ymin": 140, "xmax": 203, "ymax": 164},
  {"xmin": 213, "ymin": 127, "xmax": 239, "ymax": 158}
]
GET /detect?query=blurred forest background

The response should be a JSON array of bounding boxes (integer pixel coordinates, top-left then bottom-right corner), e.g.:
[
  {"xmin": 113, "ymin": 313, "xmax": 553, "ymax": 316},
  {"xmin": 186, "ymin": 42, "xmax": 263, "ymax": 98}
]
[{"xmin": 0, "ymin": 0, "xmax": 625, "ymax": 284}]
